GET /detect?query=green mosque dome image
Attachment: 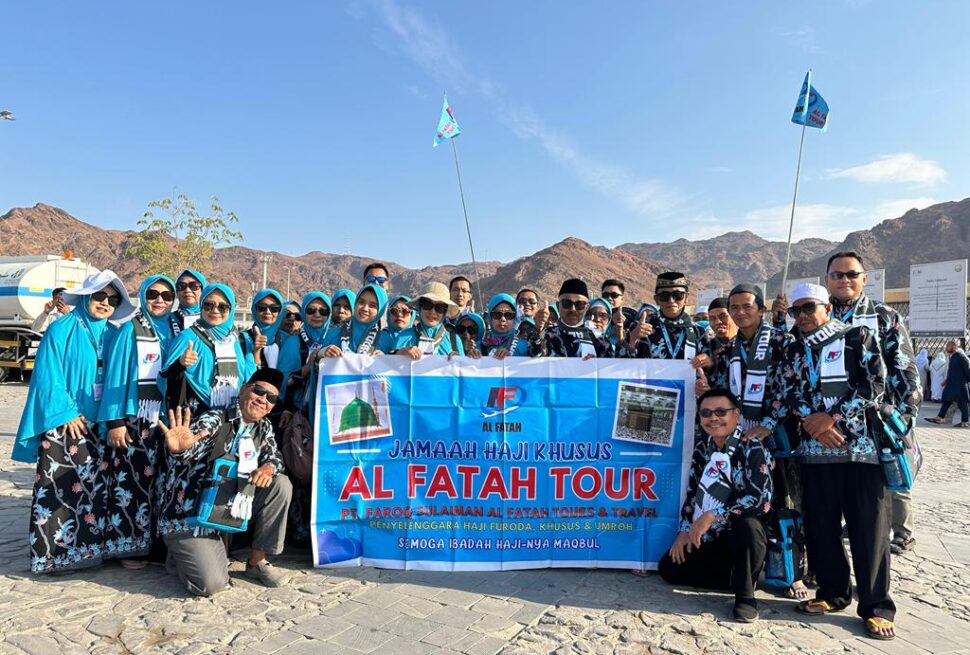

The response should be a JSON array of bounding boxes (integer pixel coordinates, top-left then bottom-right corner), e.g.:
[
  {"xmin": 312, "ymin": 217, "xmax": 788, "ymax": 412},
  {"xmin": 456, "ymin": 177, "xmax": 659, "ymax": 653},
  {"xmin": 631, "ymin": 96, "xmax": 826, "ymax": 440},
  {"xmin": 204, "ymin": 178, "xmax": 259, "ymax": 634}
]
[{"xmin": 339, "ymin": 395, "xmax": 380, "ymax": 432}]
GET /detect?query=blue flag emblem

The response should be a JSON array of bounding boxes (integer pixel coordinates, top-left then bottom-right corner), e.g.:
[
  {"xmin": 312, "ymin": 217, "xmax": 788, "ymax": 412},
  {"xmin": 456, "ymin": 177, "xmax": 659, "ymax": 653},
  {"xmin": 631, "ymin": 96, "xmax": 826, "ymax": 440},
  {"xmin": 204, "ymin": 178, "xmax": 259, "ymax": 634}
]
[
  {"xmin": 433, "ymin": 95, "xmax": 462, "ymax": 147},
  {"xmin": 792, "ymin": 71, "xmax": 829, "ymax": 130}
]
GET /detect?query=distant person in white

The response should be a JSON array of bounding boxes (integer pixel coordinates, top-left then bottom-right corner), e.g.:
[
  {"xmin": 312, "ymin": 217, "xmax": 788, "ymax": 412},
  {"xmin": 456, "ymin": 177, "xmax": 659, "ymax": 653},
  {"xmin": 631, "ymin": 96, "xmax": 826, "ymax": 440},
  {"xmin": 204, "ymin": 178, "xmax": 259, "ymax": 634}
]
[{"xmin": 31, "ymin": 287, "xmax": 70, "ymax": 333}]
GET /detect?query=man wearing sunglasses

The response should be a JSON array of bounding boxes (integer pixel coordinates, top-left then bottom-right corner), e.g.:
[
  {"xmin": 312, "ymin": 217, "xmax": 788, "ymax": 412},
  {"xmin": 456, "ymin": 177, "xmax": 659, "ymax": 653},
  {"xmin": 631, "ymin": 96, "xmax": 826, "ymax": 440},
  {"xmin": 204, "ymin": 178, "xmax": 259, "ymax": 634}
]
[
  {"xmin": 825, "ymin": 251, "xmax": 922, "ymax": 557},
  {"xmin": 601, "ymin": 279, "xmax": 637, "ymax": 350},
  {"xmin": 157, "ymin": 368, "xmax": 292, "ymax": 595},
  {"xmin": 627, "ymin": 272, "xmax": 715, "ymax": 375},
  {"xmin": 658, "ymin": 389, "xmax": 772, "ymax": 623},
  {"xmin": 779, "ymin": 283, "xmax": 896, "ymax": 639},
  {"xmin": 362, "ymin": 262, "xmax": 390, "ymax": 291},
  {"xmin": 527, "ymin": 278, "xmax": 612, "ymax": 358}
]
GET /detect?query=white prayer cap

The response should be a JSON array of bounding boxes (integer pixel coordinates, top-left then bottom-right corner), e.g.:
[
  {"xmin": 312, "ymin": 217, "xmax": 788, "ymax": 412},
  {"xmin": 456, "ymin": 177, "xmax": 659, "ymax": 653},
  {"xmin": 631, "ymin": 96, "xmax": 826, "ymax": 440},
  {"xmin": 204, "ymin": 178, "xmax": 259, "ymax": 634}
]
[{"xmin": 789, "ymin": 283, "xmax": 829, "ymax": 305}]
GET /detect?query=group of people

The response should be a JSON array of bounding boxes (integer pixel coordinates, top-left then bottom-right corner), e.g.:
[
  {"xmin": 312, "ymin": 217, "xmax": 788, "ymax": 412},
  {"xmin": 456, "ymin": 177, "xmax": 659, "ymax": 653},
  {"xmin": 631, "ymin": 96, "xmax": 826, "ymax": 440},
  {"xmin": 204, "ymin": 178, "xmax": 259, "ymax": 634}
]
[{"xmin": 13, "ymin": 253, "xmax": 931, "ymax": 640}]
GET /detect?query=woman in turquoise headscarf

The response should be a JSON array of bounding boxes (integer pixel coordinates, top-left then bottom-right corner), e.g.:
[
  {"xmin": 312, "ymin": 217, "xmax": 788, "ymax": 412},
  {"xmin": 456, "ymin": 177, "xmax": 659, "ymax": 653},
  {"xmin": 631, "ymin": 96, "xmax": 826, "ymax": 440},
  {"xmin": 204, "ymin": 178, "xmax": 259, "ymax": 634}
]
[
  {"xmin": 375, "ymin": 295, "xmax": 414, "ymax": 354},
  {"xmin": 330, "ymin": 288, "xmax": 356, "ymax": 328},
  {"xmin": 160, "ymin": 283, "xmax": 255, "ymax": 414},
  {"xmin": 15, "ymin": 270, "xmax": 135, "ymax": 574},
  {"xmin": 455, "ymin": 311, "xmax": 485, "ymax": 358},
  {"xmin": 322, "ymin": 284, "xmax": 387, "ymax": 357},
  {"xmin": 481, "ymin": 293, "xmax": 529, "ymax": 359},
  {"xmin": 278, "ymin": 291, "xmax": 332, "ymax": 417},
  {"xmin": 241, "ymin": 288, "xmax": 286, "ymax": 370},
  {"xmin": 389, "ymin": 282, "xmax": 465, "ymax": 358},
  {"xmin": 173, "ymin": 269, "xmax": 207, "ymax": 332},
  {"xmin": 98, "ymin": 274, "xmax": 176, "ymax": 566},
  {"xmin": 586, "ymin": 297, "xmax": 613, "ymax": 346}
]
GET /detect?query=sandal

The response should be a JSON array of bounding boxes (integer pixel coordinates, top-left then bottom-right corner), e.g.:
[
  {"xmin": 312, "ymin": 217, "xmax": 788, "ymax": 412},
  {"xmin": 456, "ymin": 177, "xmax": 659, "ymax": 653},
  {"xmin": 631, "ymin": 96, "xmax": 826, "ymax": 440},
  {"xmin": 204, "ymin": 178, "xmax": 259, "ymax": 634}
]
[
  {"xmin": 924, "ymin": 417, "xmax": 945, "ymax": 424},
  {"xmin": 786, "ymin": 580, "xmax": 810, "ymax": 600},
  {"xmin": 864, "ymin": 617, "xmax": 895, "ymax": 640},
  {"xmin": 796, "ymin": 599, "xmax": 845, "ymax": 615},
  {"xmin": 956, "ymin": 422, "xmax": 970, "ymax": 428},
  {"xmin": 120, "ymin": 559, "xmax": 147, "ymax": 570}
]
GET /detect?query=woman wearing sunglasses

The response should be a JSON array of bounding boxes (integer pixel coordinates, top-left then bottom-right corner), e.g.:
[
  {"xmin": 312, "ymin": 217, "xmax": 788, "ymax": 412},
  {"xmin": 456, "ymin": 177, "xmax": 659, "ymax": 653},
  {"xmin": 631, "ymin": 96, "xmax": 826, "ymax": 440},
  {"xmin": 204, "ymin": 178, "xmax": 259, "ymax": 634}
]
[
  {"xmin": 161, "ymin": 283, "xmax": 255, "ymax": 414},
  {"xmin": 585, "ymin": 297, "xmax": 613, "ymax": 341},
  {"xmin": 321, "ymin": 284, "xmax": 387, "ymax": 357},
  {"xmin": 376, "ymin": 295, "xmax": 415, "ymax": 353},
  {"xmin": 14, "ymin": 270, "xmax": 135, "ymax": 574},
  {"xmin": 455, "ymin": 311, "xmax": 485, "ymax": 358},
  {"xmin": 173, "ymin": 269, "xmax": 207, "ymax": 332},
  {"xmin": 278, "ymin": 292, "xmax": 333, "ymax": 414},
  {"xmin": 481, "ymin": 294, "xmax": 529, "ymax": 359},
  {"xmin": 97, "ymin": 274, "xmax": 178, "ymax": 567},
  {"xmin": 242, "ymin": 288, "xmax": 287, "ymax": 370},
  {"xmin": 384, "ymin": 282, "xmax": 464, "ymax": 359}
]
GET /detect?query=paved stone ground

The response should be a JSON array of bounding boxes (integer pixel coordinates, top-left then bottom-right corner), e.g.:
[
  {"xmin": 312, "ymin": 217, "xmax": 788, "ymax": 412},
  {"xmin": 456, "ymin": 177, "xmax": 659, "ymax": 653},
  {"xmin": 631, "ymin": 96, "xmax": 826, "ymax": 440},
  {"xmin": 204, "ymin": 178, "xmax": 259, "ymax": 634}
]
[{"xmin": 1, "ymin": 382, "xmax": 969, "ymax": 655}]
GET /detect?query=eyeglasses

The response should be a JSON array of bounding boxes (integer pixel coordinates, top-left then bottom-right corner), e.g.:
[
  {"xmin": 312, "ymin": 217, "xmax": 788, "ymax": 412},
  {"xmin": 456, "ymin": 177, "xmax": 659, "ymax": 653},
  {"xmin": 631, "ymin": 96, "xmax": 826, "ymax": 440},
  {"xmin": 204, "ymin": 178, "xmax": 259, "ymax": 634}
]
[
  {"xmin": 251, "ymin": 384, "xmax": 279, "ymax": 404},
  {"xmin": 452, "ymin": 287, "xmax": 472, "ymax": 295},
  {"xmin": 699, "ymin": 407, "xmax": 737, "ymax": 418},
  {"xmin": 601, "ymin": 292, "xmax": 622, "ymax": 300},
  {"xmin": 389, "ymin": 307, "xmax": 412, "ymax": 317},
  {"xmin": 588, "ymin": 311, "xmax": 610, "ymax": 320},
  {"xmin": 203, "ymin": 301, "xmax": 231, "ymax": 313},
  {"xmin": 559, "ymin": 299, "xmax": 588, "ymax": 311},
  {"xmin": 145, "ymin": 289, "xmax": 174, "ymax": 302},
  {"xmin": 256, "ymin": 303, "xmax": 281, "ymax": 314},
  {"xmin": 284, "ymin": 312, "xmax": 302, "ymax": 321},
  {"xmin": 517, "ymin": 299, "xmax": 538, "ymax": 307},
  {"xmin": 828, "ymin": 270, "xmax": 865, "ymax": 280},
  {"xmin": 491, "ymin": 311, "xmax": 516, "ymax": 321},
  {"xmin": 419, "ymin": 298, "xmax": 448, "ymax": 314},
  {"xmin": 656, "ymin": 291, "xmax": 686, "ymax": 302},
  {"xmin": 305, "ymin": 306, "xmax": 330, "ymax": 317},
  {"xmin": 787, "ymin": 302, "xmax": 821, "ymax": 318},
  {"xmin": 92, "ymin": 291, "xmax": 122, "ymax": 307},
  {"xmin": 455, "ymin": 324, "xmax": 479, "ymax": 336},
  {"xmin": 176, "ymin": 281, "xmax": 202, "ymax": 292},
  {"xmin": 365, "ymin": 275, "xmax": 388, "ymax": 284}
]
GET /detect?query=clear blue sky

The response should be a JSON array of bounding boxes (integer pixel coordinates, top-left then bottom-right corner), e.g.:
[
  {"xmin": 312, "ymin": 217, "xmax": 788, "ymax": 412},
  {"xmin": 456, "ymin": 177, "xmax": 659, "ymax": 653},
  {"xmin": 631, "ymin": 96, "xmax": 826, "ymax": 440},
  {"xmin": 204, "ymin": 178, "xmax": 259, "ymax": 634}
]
[{"xmin": 1, "ymin": 1, "xmax": 967, "ymax": 268}]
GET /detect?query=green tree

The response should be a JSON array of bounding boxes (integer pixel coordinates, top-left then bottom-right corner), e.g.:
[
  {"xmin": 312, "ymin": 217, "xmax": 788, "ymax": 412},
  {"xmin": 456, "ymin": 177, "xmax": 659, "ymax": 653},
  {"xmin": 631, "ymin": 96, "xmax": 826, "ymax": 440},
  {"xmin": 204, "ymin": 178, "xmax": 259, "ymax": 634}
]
[{"xmin": 126, "ymin": 193, "xmax": 243, "ymax": 274}]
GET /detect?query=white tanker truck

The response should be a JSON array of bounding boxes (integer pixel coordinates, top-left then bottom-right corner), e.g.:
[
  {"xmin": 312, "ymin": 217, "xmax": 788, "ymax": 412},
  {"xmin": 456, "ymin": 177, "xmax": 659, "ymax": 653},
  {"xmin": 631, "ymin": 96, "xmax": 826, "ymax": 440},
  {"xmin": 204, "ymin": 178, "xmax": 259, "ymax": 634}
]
[{"xmin": 0, "ymin": 255, "xmax": 100, "ymax": 382}]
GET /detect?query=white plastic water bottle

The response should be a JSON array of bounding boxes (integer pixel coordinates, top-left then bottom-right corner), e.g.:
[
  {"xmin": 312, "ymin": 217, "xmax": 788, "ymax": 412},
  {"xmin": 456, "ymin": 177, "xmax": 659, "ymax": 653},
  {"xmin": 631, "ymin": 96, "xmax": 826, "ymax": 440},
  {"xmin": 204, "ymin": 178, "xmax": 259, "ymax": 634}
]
[{"xmin": 880, "ymin": 448, "xmax": 906, "ymax": 491}]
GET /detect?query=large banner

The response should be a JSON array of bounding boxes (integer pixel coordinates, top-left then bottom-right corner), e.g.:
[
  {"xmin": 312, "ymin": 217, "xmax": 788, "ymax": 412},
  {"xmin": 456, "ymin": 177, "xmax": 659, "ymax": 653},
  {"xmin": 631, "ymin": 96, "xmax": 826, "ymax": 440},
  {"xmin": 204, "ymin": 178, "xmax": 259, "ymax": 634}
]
[{"xmin": 310, "ymin": 355, "xmax": 694, "ymax": 571}]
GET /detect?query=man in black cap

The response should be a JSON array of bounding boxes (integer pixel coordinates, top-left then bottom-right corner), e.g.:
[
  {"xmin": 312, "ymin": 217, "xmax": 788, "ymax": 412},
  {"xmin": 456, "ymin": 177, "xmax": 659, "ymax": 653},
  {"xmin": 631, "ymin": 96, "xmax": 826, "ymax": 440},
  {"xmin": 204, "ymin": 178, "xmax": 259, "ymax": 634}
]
[
  {"xmin": 528, "ymin": 278, "xmax": 613, "ymax": 357},
  {"xmin": 627, "ymin": 272, "xmax": 715, "ymax": 373},
  {"xmin": 156, "ymin": 368, "xmax": 292, "ymax": 595}
]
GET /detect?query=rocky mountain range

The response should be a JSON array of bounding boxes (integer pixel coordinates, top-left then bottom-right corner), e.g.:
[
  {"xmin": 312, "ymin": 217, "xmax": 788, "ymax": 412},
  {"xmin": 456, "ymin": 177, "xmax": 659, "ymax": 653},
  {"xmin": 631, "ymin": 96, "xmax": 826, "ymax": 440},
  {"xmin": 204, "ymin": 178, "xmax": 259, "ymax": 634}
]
[{"xmin": 2, "ymin": 198, "xmax": 969, "ymax": 309}]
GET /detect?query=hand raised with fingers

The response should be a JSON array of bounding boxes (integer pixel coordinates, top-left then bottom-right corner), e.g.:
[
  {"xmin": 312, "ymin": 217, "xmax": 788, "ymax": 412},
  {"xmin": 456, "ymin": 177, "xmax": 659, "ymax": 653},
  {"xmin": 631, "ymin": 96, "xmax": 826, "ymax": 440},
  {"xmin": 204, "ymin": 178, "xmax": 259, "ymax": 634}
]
[
  {"xmin": 253, "ymin": 325, "xmax": 267, "ymax": 350},
  {"xmin": 159, "ymin": 406, "xmax": 198, "ymax": 453}
]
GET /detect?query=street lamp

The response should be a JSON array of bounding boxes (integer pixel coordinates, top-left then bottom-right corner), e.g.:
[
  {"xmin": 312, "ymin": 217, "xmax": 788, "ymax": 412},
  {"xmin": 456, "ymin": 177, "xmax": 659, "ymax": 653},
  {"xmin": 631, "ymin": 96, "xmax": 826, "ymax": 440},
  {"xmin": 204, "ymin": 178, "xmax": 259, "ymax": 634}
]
[{"xmin": 259, "ymin": 255, "xmax": 272, "ymax": 289}]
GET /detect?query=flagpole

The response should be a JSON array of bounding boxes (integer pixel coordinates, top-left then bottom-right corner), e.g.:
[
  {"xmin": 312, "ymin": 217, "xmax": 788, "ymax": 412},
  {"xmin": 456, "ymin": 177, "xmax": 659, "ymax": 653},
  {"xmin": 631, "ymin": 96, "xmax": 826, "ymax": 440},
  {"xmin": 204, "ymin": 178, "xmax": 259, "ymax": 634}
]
[
  {"xmin": 450, "ymin": 138, "xmax": 486, "ymax": 314},
  {"xmin": 780, "ymin": 123, "xmax": 807, "ymax": 300}
]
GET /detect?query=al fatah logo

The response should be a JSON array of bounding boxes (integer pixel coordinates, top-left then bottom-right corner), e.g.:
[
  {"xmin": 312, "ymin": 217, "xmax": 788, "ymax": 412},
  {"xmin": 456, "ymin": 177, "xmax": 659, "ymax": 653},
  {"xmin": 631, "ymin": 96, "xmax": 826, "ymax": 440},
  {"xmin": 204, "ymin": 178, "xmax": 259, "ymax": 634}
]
[
  {"xmin": 748, "ymin": 382, "xmax": 763, "ymax": 394},
  {"xmin": 825, "ymin": 350, "xmax": 843, "ymax": 363},
  {"xmin": 482, "ymin": 386, "xmax": 524, "ymax": 419},
  {"xmin": 142, "ymin": 352, "xmax": 160, "ymax": 364}
]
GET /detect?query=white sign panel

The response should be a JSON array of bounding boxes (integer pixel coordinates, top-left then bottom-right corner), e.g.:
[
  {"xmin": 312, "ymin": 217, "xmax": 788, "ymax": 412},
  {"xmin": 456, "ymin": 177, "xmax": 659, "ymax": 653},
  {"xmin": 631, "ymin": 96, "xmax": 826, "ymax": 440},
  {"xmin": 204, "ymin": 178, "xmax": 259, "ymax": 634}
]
[
  {"xmin": 863, "ymin": 269, "xmax": 886, "ymax": 303},
  {"xmin": 909, "ymin": 260, "xmax": 968, "ymax": 336},
  {"xmin": 784, "ymin": 277, "xmax": 820, "ymax": 299},
  {"xmin": 695, "ymin": 288, "xmax": 723, "ymax": 312}
]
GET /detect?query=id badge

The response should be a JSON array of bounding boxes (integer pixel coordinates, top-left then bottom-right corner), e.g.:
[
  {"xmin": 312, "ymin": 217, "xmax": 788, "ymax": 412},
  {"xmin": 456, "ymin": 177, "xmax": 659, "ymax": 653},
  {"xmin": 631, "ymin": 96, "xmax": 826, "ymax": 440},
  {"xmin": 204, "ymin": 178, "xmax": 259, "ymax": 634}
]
[
  {"xmin": 237, "ymin": 437, "xmax": 259, "ymax": 476},
  {"xmin": 92, "ymin": 383, "xmax": 103, "ymax": 402},
  {"xmin": 419, "ymin": 337, "xmax": 435, "ymax": 356},
  {"xmin": 577, "ymin": 341, "xmax": 595, "ymax": 358}
]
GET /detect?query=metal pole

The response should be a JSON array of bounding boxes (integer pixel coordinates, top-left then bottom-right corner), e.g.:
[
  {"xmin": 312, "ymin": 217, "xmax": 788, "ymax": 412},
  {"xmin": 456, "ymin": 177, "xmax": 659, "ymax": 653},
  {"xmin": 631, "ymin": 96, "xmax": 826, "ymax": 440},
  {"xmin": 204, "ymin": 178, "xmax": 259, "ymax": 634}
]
[
  {"xmin": 260, "ymin": 255, "xmax": 271, "ymax": 289},
  {"xmin": 286, "ymin": 267, "xmax": 291, "ymax": 299},
  {"xmin": 450, "ymin": 138, "xmax": 485, "ymax": 314},
  {"xmin": 779, "ymin": 125, "xmax": 807, "ymax": 316}
]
